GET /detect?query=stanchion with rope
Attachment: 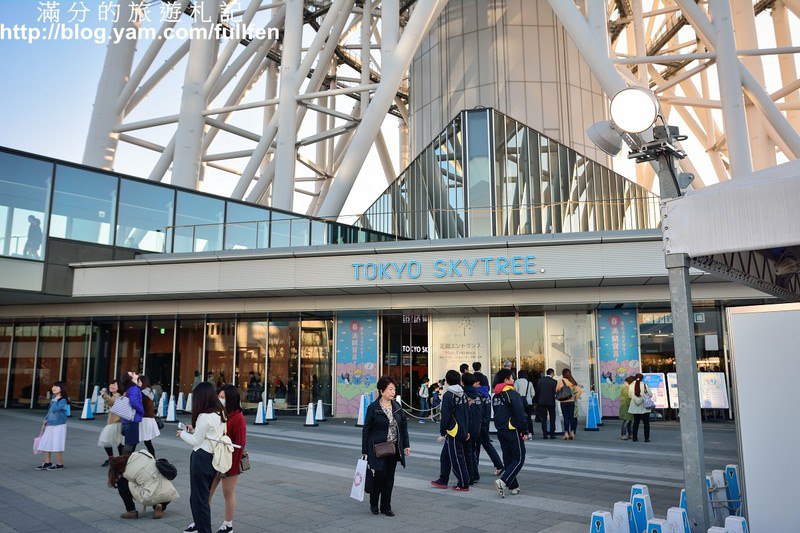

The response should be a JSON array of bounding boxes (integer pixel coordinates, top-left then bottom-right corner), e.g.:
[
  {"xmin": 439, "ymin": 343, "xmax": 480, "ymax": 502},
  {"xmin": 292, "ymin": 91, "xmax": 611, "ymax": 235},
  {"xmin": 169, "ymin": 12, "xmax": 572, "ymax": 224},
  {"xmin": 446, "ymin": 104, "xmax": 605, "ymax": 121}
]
[{"xmin": 397, "ymin": 398, "xmax": 439, "ymax": 423}]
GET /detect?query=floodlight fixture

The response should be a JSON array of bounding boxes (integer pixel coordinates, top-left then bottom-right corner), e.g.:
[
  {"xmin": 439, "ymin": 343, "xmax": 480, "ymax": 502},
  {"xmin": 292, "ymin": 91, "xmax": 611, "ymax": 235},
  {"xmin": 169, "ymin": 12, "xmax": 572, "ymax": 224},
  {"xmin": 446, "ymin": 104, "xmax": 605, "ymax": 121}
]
[
  {"xmin": 609, "ymin": 87, "xmax": 661, "ymax": 134},
  {"xmin": 587, "ymin": 120, "xmax": 623, "ymax": 157}
]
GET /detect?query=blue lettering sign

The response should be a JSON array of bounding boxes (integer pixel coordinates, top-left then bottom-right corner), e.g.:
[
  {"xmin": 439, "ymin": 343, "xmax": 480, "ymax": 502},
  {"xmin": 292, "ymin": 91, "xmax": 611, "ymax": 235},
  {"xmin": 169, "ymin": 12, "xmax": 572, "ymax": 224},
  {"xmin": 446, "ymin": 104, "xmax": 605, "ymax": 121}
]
[
  {"xmin": 464, "ymin": 258, "xmax": 479, "ymax": 276},
  {"xmin": 352, "ymin": 262, "xmax": 364, "ymax": 279},
  {"xmin": 433, "ymin": 259, "xmax": 446, "ymax": 278},
  {"xmin": 392, "ymin": 261, "xmax": 407, "ymax": 278},
  {"xmin": 496, "ymin": 256, "xmax": 509, "ymax": 274},
  {"xmin": 511, "ymin": 256, "xmax": 524, "ymax": 275},
  {"xmin": 408, "ymin": 260, "xmax": 421, "ymax": 279},
  {"xmin": 448, "ymin": 259, "xmax": 463, "ymax": 277},
  {"xmin": 525, "ymin": 255, "xmax": 536, "ymax": 273}
]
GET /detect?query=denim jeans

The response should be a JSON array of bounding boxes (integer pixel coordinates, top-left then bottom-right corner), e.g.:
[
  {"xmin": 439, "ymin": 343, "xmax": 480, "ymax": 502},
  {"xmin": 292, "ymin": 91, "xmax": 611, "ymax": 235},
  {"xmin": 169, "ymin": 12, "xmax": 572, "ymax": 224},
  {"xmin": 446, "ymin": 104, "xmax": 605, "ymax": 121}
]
[{"xmin": 419, "ymin": 397, "xmax": 429, "ymax": 419}]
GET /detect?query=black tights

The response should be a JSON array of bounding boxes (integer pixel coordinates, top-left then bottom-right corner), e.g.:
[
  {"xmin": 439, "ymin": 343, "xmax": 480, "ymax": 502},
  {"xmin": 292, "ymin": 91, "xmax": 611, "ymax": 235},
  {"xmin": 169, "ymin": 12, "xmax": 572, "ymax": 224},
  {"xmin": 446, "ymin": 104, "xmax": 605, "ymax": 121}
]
[
  {"xmin": 143, "ymin": 440, "xmax": 155, "ymax": 456},
  {"xmin": 104, "ymin": 444, "xmax": 125, "ymax": 457}
]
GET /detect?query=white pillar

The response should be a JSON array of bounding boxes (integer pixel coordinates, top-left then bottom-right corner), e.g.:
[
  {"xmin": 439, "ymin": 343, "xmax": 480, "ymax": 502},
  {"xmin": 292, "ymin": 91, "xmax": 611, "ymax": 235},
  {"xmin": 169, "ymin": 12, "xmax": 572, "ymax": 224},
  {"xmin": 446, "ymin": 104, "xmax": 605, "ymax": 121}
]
[
  {"xmin": 318, "ymin": 0, "xmax": 449, "ymax": 217},
  {"xmin": 731, "ymin": 1, "xmax": 775, "ymax": 169},
  {"xmin": 172, "ymin": 0, "xmax": 220, "ymax": 189},
  {"xmin": 773, "ymin": 2, "xmax": 800, "ymax": 129},
  {"xmin": 82, "ymin": 1, "xmax": 138, "ymax": 170},
  {"xmin": 710, "ymin": 0, "xmax": 752, "ymax": 177},
  {"xmin": 360, "ymin": 0, "xmax": 372, "ymax": 109},
  {"xmin": 381, "ymin": 0, "xmax": 399, "ymax": 60}
]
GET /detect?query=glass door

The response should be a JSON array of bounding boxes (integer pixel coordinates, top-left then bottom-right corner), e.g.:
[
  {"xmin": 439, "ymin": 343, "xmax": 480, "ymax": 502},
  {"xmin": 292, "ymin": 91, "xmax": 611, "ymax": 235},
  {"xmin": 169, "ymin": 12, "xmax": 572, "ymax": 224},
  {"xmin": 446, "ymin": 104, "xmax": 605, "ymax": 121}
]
[
  {"xmin": 299, "ymin": 320, "xmax": 333, "ymax": 416},
  {"xmin": 268, "ymin": 320, "xmax": 299, "ymax": 414},
  {"xmin": 382, "ymin": 314, "xmax": 429, "ymax": 410}
]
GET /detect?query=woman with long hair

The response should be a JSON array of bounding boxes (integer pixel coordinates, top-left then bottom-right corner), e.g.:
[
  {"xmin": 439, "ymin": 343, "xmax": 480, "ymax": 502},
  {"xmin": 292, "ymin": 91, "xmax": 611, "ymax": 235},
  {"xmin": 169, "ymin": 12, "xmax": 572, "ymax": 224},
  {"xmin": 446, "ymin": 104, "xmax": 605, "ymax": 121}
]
[
  {"xmin": 108, "ymin": 453, "xmax": 178, "ymax": 520},
  {"xmin": 98, "ymin": 379, "xmax": 124, "ymax": 466},
  {"xmin": 35, "ymin": 381, "xmax": 70, "ymax": 470},
  {"xmin": 628, "ymin": 373, "xmax": 652, "ymax": 442},
  {"xmin": 137, "ymin": 375, "xmax": 160, "ymax": 456},
  {"xmin": 179, "ymin": 381, "xmax": 226, "ymax": 533},
  {"xmin": 556, "ymin": 368, "xmax": 582, "ymax": 440},
  {"xmin": 618, "ymin": 376, "xmax": 636, "ymax": 440},
  {"xmin": 120, "ymin": 372, "xmax": 144, "ymax": 453},
  {"xmin": 209, "ymin": 385, "xmax": 247, "ymax": 533}
]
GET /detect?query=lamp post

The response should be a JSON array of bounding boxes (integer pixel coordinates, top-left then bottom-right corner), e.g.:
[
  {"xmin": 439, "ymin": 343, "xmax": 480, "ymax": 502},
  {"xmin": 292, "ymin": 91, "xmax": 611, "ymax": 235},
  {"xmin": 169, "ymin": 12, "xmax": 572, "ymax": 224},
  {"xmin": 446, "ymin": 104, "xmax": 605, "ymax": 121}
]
[{"xmin": 589, "ymin": 87, "xmax": 710, "ymax": 532}]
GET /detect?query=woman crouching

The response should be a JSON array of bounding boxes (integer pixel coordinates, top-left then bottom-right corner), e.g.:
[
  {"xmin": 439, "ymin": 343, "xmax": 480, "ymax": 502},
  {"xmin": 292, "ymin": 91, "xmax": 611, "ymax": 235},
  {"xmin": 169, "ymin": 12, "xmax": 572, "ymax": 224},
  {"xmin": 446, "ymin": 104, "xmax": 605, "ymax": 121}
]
[{"xmin": 108, "ymin": 452, "xmax": 178, "ymax": 519}]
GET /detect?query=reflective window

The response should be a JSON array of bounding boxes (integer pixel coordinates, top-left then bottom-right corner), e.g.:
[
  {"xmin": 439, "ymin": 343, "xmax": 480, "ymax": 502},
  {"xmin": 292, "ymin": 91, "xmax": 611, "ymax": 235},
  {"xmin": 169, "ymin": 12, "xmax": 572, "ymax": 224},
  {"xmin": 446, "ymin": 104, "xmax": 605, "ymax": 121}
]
[
  {"xmin": 146, "ymin": 320, "xmax": 174, "ymax": 397},
  {"xmin": 237, "ymin": 320, "xmax": 267, "ymax": 407},
  {"xmin": 33, "ymin": 324, "xmax": 63, "ymax": 408},
  {"xmin": 175, "ymin": 319, "xmax": 205, "ymax": 397},
  {"xmin": 225, "ymin": 202, "xmax": 269, "ymax": 250},
  {"xmin": 268, "ymin": 320, "xmax": 300, "ymax": 412},
  {"xmin": 50, "ymin": 166, "xmax": 117, "ymax": 245},
  {"xmin": 299, "ymin": 320, "xmax": 333, "ymax": 416},
  {"xmin": 88, "ymin": 321, "xmax": 118, "ymax": 394},
  {"xmin": 311, "ymin": 220, "xmax": 327, "ymax": 245},
  {"xmin": 519, "ymin": 315, "xmax": 545, "ymax": 378},
  {"xmin": 116, "ymin": 179, "xmax": 173, "ymax": 252},
  {"xmin": 466, "ymin": 109, "xmax": 492, "ymax": 237},
  {"xmin": 489, "ymin": 315, "xmax": 516, "ymax": 378},
  {"xmin": 10, "ymin": 324, "xmax": 38, "ymax": 407},
  {"xmin": 0, "ymin": 152, "xmax": 52, "ymax": 260},
  {"xmin": 0, "ymin": 325, "xmax": 11, "ymax": 407},
  {"xmin": 62, "ymin": 324, "xmax": 90, "ymax": 403},
  {"xmin": 117, "ymin": 320, "xmax": 145, "ymax": 375},
  {"xmin": 205, "ymin": 319, "xmax": 234, "ymax": 389},
  {"xmin": 174, "ymin": 191, "xmax": 224, "ymax": 253}
]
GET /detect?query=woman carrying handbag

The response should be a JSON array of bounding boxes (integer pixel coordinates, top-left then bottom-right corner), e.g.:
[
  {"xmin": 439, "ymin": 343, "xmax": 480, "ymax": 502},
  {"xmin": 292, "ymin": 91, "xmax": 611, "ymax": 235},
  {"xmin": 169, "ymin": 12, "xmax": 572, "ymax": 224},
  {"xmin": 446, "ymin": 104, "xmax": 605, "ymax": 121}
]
[
  {"xmin": 628, "ymin": 373, "xmax": 653, "ymax": 442},
  {"xmin": 361, "ymin": 376, "xmax": 411, "ymax": 517}
]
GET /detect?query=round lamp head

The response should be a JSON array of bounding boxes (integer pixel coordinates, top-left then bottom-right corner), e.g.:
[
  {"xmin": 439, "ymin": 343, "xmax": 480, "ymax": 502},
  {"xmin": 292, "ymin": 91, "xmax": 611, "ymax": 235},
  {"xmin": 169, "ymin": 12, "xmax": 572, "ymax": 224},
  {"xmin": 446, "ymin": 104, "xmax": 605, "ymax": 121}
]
[
  {"xmin": 609, "ymin": 87, "xmax": 660, "ymax": 134},
  {"xmin": 587, "ymin": 121, "xmax": 623, "ymax": 156}
]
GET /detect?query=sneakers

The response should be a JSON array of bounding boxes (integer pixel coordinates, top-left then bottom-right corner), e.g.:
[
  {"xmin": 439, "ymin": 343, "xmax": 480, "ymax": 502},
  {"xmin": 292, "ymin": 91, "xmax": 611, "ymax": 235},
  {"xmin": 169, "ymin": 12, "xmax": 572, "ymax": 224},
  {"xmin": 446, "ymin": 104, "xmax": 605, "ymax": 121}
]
[
  {"xmin": 451, "ymin": 485, "xmax": 469, "ymax": 492},
  {"xmin": 35, "ymin": 463, "xmax": 52, "ymax": 471},
  {"xmin": 430, "ymin": 480, "xmax": 448, "ymax": 489},
  {"xmin": 418, "ymin": 419, "xmax": 426, "ymax": 424},
  {"xmin": 46, "ymin": 464, "xmax": 64, "ymax": 471},
  {"xmin": 101, "ymin": 459, "xmax": 111, "ymax": 467},
  {"xmin": 218, "ymin": 525, "xmax": 234, "ymax": 532},
  {"xmin": 153, "ymin": 504, "xmax": 163, "ymax": 519},
  {"xmin": 510, "ymin": 488, "xmax": 520, "ymax": 495},
  {"xmin": 120, "ymin": 510, "xmax": 138, "ymax": 519},
  {"xmin": 184, "ymin": 524, "xmax": 198, "ymax": 532},
  {"xmin": 527, "ymin": 433, "xmax": 534, "ymax": 440},
  {"xmin": 494, "ymin": 478, "xmax": 508, "ymax": 498},
  {"xmin": 494, "ymin": 468, "xmax": 503, "ymax": 476}
]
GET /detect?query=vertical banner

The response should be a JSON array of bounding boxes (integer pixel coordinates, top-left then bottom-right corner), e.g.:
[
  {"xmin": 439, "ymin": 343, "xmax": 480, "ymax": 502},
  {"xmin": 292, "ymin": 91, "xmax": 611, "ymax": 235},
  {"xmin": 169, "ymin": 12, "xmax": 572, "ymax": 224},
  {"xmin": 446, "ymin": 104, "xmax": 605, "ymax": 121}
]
[
  {"xmin": 335, "ymin": 313, "xmax": 378, "ymax": 417},
  {"xmin": 597, "ymin": 309, "xmax": 641, "ymax": 416},
  {"xmin": 429, "ymin": 315, "xmax": 489, "ymax": 383},
  {"xmin": 642, "ymin": 373, "xmax": 668, "ymax": 409}
]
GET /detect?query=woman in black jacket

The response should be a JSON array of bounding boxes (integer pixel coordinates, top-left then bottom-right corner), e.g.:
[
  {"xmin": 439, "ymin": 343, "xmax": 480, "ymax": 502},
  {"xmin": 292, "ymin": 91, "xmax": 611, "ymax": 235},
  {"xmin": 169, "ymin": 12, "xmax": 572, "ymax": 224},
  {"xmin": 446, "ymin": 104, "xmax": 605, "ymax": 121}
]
[{"xmin": 361, "ymin": 376, "xmax": 411, "ymax": 517}]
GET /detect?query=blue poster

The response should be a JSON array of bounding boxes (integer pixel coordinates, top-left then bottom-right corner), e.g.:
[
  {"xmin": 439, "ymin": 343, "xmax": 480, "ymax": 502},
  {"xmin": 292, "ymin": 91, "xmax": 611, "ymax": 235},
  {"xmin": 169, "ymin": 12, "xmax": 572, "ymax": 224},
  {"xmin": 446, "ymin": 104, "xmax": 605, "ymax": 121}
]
[
  {"xmin": 335, "ymin": 313, "xmax": 378, "ymax": 417},
  {"xmin": 597, "ymin": 309, "xmax": 641, "ymax": 416}
]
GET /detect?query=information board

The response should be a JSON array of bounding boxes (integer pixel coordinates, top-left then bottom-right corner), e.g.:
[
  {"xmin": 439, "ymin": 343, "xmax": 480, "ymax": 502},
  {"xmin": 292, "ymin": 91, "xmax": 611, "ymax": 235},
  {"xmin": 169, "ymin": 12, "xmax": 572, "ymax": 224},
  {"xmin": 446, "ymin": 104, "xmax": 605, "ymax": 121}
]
[
  {"xmin": 642, "ymin": 373, "xmax": 668, "ymax": 409},
  {"xmin": 665, "ymin": 372, "xmax": 729, "ymax": 409}
]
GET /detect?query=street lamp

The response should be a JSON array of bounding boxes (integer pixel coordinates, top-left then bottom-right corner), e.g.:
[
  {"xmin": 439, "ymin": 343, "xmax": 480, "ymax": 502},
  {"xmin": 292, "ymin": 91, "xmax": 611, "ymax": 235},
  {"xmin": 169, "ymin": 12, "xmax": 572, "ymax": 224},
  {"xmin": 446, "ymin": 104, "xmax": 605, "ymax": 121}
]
[{"xmin": 589, "ymin": 87, "xmax": 710, "ymax": 532}]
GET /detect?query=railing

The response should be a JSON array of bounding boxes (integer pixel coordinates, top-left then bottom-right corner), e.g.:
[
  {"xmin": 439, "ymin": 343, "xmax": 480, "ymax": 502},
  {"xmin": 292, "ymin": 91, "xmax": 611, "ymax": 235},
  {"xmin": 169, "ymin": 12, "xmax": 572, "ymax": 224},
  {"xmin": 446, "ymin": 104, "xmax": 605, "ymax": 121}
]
[{"xmin": 0, "ymin": 235, "xmax": 42, "ymax": 260}]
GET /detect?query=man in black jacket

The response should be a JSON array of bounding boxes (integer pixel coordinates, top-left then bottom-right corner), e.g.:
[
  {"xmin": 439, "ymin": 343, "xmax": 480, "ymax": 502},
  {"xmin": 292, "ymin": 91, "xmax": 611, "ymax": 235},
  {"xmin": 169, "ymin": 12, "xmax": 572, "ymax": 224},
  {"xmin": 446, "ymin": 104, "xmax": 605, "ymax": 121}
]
[
  {"xmin": 537, "ymin": 368, "xmax": 558, "ymax": 439},
  {"xmin": 430, "ymin": 370, "xmax": 471, "ymax": 491},
  {"xmin": 492, "ymin": 368, "xmax": 528, "ymax": 497}
]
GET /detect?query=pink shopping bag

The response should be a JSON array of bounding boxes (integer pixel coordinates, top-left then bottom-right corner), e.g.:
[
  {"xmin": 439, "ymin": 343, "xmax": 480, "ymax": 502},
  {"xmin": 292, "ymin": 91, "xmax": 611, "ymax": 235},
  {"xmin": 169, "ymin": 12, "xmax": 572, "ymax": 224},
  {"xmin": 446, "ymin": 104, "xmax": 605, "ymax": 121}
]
[{"xmin": 33, "ymin": 430, "xmax": 43, "ymax": 455}]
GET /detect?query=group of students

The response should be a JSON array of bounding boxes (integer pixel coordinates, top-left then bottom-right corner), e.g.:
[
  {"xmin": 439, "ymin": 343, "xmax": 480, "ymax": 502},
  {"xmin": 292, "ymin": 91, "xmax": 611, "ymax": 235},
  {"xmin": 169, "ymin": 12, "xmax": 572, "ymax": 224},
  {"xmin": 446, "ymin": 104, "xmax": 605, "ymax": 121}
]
[{"xmin": 34, "ymin": 375, "xmax": 248, "ymax": 533}]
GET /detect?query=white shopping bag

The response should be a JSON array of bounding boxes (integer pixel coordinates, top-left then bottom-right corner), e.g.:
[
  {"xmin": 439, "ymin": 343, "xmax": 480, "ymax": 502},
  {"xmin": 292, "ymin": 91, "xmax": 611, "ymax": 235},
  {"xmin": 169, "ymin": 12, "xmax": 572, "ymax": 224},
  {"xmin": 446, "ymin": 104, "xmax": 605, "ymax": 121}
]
[{"xmin": 350, "ymin": 458, "xmax": 368, "ymax": 502}]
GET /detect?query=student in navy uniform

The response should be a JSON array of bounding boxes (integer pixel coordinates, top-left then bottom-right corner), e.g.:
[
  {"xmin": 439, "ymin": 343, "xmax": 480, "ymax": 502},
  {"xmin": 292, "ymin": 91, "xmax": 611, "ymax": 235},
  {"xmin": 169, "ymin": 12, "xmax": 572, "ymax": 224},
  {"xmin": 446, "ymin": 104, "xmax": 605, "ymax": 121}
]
[
  {"xmin": 461, "ymin": 373, "xmax": 483, "ymax": 484},
  {"xmin": 472, "ymin": 361, "xmax": 489, "ymax": 388},
  {"xmin": 473, "ymin": 369, "xmax": 504, "ymax": 476},
  {"xmin": 492, "ymin": 368, "xmax": 528, "ymax": 497},
  {"xmin": 430, "ymin": 370, "xmax": 471, "ymax": 491},
  {"xmin": 536, "ymin": 368, "xmax": 558, "ymax": 439}
]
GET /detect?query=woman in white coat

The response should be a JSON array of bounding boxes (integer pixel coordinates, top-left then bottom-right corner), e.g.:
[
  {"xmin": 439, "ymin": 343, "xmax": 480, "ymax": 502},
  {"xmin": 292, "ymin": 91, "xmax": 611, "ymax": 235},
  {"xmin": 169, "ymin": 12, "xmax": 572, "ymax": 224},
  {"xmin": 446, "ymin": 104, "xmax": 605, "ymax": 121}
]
[
  {"xmin": 627, "ymin": 373, "xmax": 652, "ymax": 442},
  {"xmin": 108, "ymin": 451, "xmax": 178, "ymax": 519}
]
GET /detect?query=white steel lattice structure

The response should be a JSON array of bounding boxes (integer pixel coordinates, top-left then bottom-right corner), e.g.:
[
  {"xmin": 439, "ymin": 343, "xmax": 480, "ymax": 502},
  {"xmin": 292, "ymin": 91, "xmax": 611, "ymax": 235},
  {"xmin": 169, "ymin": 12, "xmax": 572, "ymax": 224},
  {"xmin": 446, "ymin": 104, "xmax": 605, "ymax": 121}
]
[{"xmin": 84, "ymin": 0, "xmax": 800, "ymax": 219}]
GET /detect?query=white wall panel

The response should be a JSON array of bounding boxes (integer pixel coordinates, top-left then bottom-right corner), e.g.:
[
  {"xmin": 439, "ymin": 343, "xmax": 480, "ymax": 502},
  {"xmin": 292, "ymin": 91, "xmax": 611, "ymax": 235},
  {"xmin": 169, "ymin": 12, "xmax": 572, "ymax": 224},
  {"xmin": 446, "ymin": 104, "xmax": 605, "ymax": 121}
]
[
  {"xmin": 462, "ymin": 0, "xmax": 478, "ymax": 33},
  {"xmin": 0, "ymin": 258, "xmax": 43, "ymax": 292}
]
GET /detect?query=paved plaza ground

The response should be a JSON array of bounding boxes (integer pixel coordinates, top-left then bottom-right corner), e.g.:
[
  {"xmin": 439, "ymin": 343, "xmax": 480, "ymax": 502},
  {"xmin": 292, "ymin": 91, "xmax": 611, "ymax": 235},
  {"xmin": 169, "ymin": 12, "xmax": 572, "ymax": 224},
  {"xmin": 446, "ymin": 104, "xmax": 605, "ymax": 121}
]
[{"xmin": 0, "ymin": 410, "xmax": 738, "ymax": 532}]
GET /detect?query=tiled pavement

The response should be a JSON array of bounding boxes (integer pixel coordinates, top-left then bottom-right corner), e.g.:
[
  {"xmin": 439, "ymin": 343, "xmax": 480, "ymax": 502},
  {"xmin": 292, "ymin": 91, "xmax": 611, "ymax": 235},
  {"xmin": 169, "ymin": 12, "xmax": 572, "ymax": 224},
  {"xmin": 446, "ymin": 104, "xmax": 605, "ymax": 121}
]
[{"xmin": 0, "ymin": 410, "xmax": 737, "ymax": 532}]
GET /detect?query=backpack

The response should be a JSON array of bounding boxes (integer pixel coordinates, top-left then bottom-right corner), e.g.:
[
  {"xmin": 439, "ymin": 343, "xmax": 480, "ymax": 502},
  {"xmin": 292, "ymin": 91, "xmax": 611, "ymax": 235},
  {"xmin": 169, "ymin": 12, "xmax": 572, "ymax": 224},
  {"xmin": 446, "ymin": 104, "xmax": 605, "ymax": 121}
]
[
  {"xmin": 418, "ymin": 383, "xmax": 429, "ymax": 398},
  {"xmin": 207, "ymin": 422, "xmax": 234, "ymax": 474}
]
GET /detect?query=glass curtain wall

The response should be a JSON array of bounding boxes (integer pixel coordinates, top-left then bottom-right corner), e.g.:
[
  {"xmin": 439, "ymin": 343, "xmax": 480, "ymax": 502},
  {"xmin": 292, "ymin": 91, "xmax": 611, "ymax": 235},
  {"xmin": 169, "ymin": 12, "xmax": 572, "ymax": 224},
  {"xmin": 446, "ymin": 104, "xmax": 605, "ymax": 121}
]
[
  {"xmin": 489, "ymin": 315, "xmax": 517, "ymax": 378},
  {"xmin": 174, "ymin": 192, "xmax": 225, "ymax": 253},
  {"xmin": 0, "ymin": 152, "xmax": 52, "ymax": 260},
  {"xmin": 518, "ymin": 315, "xmax": 546, "ymax": 381},
  {"xmin": 176, "ymin": 319, "xmax": 205, "ymax": 397},
  {"xmin": 361, "ymin": 108, "xmax": 662, "ymax": 239},
  {"xmin": 50, "ymin": 166, "xmax": 117, "ymax": 245},
  {"xmin": 205, "ymin": 319, "xmax": 235, "ymax": 388},
  {"xmin": 237, "ymin": 320, "xmax": 268, "ymax": 407},
  {"xmin": 35, "ymin": 324, "xmax": 64, "ymax": 408},
  {"xmin": 116, "ymin": 179, "xmax": 174, "ymax": 252},
  {"xmin": 268, "ymin": 321, "xmax": 299, "ymax": 412},
  {"xmin": 0, "ymin": 325, "xmax": 11, "ymax": 407},
  {"xmin": 117, "ymin": 321, "xmax": 146, "ymax": 376},
  {"xmin": 62, "ymin": 324, "xmax": 91, "ymax": 403},
  {"xmin": 225, "ymin": 203, "xmax": 270, "ymax": 250},
  {"xmin": 299, "ymin": 320, "xmax": 333, "ymax": 416},
  {"xmin": 146, "ymin": 320, "xmax": 175, "ymax": 397},
  {"xmin": 89, "ymin": 321, "xmax": 118, "ymax": 393},
  {"xmin": 10, "ymin": 324, "xmax": 38, "ymax": 407}
]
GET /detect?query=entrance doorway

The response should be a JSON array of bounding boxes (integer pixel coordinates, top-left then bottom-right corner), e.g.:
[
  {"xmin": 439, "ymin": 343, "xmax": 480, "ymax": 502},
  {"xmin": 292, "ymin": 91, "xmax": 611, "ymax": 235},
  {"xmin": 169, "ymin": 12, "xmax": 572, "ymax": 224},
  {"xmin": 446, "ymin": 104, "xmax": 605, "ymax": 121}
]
[{"xmin": 382, "ymin": 314, "xmax": 428, "ymax": 412}]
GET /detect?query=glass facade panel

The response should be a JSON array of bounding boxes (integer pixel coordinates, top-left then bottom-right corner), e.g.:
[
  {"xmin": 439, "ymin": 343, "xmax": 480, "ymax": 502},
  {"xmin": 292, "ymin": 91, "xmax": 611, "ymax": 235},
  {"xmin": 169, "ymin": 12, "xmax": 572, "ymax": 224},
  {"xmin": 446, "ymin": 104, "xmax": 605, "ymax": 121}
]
[
  {"xmin": 174, "ymin": 191, "xmax": 224, "ymax": 253},
  {"xmin": 489, "ymin": 315, "xmax": 516, "ymax": 378},
  {"xmin": 225, "ymin": 202, "xmax": 270, "ymax": 250},
  {"xmin": 236, "ymin": 320, "xmax": 267, "ymax": 407},
  {"xmin": 117, "ymin": 320, "xmax": 145, "ymax": 375},
  {"xmin": 145, "ymin": 320, "xmax": 174, "ymax": 395},
  {"xmin": 88, "ymin": 321, "xmax": 118, "ymax": 394},
  {"xmin": 35, "ymin": 324, "xmax": 63, "ymax": 408},
  {"xmin": 518, "ymin": 315, "xmax": 545, "ymax": 379},
  {"xmin": 268, "ymin": 320, "xmax": 299, "ymax": 412},
  {"xmin": 205, "ymin": 319, "xmax": 235, "ymax": 388},
  {"xmin": 299, "ymin": 320, "xmax": 333, "ymax": 416},
  {"xmin": 176, "ymin": 319, "xmax": 205, "ymax": 397},
  {"xmin": 271, "ymin": 213, "xmax": 309, "ymax": 248},
  {"xmin": 0, "ymin": 325, "xmax": 11, "ymax": 407},
  {"xmin": 466, "ymin": 109, "xmax": 492, "ymax": 237},
  {"xmin": 0, "ymin": 152, "xmax": 52, "ymax": 260},
  {"xmin": 9, "ymin": 324, "xmax": 37, "ymax": 407},
  {"xmin": 116, "ymin": 179, "xmax": 173, "ymax": 252},
  {"xmin": 50, "ymin": 166, "xmax": 117, "ymax": 245},
  {"xmin": 62, "ymin": 323, "xmax": 90, "ymax": 403}
]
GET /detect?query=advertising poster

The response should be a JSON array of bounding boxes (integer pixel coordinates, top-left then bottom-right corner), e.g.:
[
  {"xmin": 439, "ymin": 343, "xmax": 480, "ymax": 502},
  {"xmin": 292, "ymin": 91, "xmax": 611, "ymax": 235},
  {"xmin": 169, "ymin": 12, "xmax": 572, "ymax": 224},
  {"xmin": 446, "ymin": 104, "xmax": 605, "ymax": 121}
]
[
  {"xmin": 597, "ymin": 309, "xmax": 641, "ymax": 416},
  {"xmin": 429, "ymin": 315, "xmax": 489, "ymax": 382},
  {"xmin": 642, "ymin": 373, "xmax": 668, "ymax": 409},
  {"xmin": 335, "ymin": 313, "xmax": 378, "ymax": 417},
  {"xmin": 666, "ymin": 372, "xmax": 730, "ymax": 409}
]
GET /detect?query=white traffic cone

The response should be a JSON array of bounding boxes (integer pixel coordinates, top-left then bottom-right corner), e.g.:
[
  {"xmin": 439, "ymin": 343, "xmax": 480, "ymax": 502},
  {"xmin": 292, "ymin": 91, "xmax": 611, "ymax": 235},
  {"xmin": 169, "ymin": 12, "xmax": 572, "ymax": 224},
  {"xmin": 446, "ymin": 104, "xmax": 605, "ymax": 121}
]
[
  {"xmin": 166, "ymin": 395, "xmax": 177, "ymax": 422},
  {"xmin": 315, "ymin": 399, "xmax": 327, "ymax": 422},
  {"xmin": 489, "ymin": 396, "xmax": 497, "ymax": 434},
  {"xmin": 176, "ymin": 392, "xmax": 185, "ymax": 412},
  {"xmin": 80, "ymin": 397, "xmax": 94, "ymax": 420},
  {"xmin": 303, "ymin": 403, "xmax": 318, "ymax": 427},
  {"xmin": 355, "ymin": 394, "xmax": 367, "ymax": 427},
  {"xmin": 265, "ymin": 398, "xmax": 277, "ymax": 421},
  {"xmin": 254, "ymin": 401, "xmax": 268, "ymax": 425},
  {"xmin": 158, "ymin": 394, "xmax": 167, "ymax": 417},
  {"xmin": 95, "ymin": 395, "xmax": 106, "ymax": 415},
  {"xmin": 90, "ymin": 385, "xmax": 100, "ymax": 406},
  {"xmin": 184, "ymin": 393, "xmax": 193, "ymax": 412}
]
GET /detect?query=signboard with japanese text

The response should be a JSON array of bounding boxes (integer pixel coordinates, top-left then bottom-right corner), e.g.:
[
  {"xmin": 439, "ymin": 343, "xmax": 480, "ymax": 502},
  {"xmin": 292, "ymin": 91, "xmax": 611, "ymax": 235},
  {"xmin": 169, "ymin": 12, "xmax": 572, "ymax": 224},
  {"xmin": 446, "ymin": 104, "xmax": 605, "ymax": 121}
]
[
  {"xmin": 642, "ymin": 373, "xmax": 668, "ymax": 409},
  {"xmin": 667, "ymin": 372, "xmax": 680, "ymax": 408},
  {"xmin": 335, "ymin": 313, "xmax": 378, "ymax": 417},
  {"xmin": 666, "ymin": 372, "xmax": 729, "ymax": 409},
  {"xmin": 429, "ymin": 315, "xmax": 489, "ymax": 382},
  {"xmin": 597, "ymin": 309, "xmax": 641, "ymax": 417}
]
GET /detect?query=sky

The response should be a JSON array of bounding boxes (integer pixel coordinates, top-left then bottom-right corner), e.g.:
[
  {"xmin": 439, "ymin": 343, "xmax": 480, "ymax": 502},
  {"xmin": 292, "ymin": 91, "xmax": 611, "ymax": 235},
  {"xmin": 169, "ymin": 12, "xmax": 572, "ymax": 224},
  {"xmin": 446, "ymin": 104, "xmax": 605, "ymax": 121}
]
[{"xmin": 1, "ymin": 1, "xmax": 798, "ymax": 216}]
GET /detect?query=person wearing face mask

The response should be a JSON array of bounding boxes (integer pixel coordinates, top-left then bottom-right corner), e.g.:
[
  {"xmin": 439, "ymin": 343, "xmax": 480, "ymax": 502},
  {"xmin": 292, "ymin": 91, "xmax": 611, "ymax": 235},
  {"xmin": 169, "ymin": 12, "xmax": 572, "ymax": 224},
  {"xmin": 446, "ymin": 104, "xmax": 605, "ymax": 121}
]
[{"xmin": 207, "ymin": 385, "xmax": 247, "ymax": 533}]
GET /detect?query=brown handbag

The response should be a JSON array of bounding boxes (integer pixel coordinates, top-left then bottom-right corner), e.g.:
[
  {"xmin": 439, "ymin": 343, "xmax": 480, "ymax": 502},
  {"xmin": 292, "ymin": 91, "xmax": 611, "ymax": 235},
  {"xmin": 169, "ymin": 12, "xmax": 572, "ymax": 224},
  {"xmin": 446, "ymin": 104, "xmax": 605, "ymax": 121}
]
[{"xmin": 373, "ymin": 441, "xmax": 396, "ymax": 458}]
